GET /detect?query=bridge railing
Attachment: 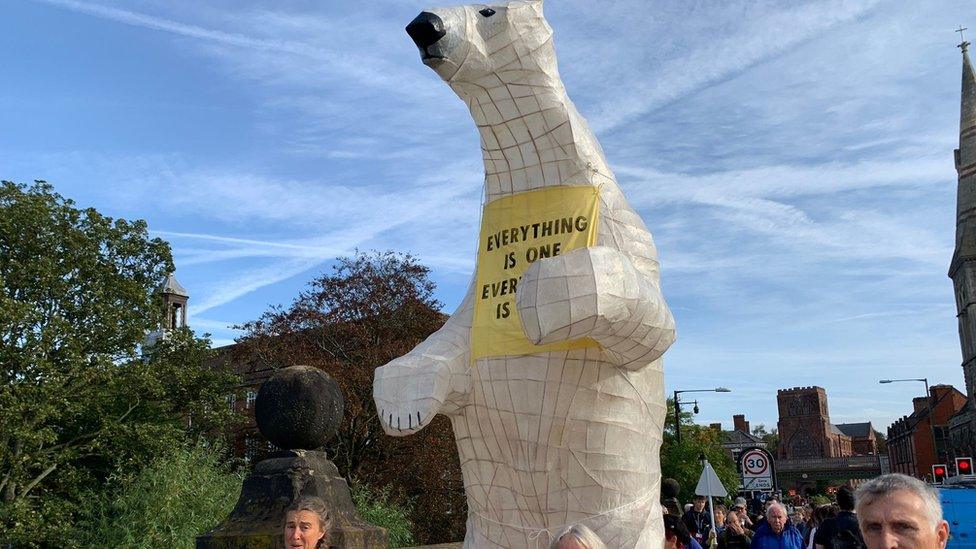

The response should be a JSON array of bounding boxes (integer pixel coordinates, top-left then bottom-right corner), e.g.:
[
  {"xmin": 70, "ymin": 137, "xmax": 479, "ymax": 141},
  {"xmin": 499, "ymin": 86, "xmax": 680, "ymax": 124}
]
[{"xmin": 776, "ymin": 455, "xmax": 884, "ymax": 473}]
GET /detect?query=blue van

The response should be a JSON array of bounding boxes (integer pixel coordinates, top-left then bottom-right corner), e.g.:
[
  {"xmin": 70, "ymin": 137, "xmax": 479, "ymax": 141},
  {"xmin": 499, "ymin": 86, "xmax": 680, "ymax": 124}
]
[{"xmin": 940, "ymin": 486, "xmax": 976, "ymax": 547}]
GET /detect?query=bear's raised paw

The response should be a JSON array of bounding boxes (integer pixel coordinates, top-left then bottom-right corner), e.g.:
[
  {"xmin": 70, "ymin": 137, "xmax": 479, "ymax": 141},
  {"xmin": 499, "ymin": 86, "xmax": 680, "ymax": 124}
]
[{"xmin": 373, "ymin": 353, "xmax": 455, "ymax": 436}]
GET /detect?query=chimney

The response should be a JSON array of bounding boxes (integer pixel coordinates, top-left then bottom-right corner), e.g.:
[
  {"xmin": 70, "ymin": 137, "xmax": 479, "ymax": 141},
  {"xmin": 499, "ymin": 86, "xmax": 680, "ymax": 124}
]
[
  {"xmin": 710, "ymin": 423, "xmax": 722, "ymax": 431},
  {"xmin": 913, "ymin": 397, "xmax": 929, "ymax": 416},
  {"xmin": 733, "ymin": 414, "xmax": 750, "ymax": 433}
]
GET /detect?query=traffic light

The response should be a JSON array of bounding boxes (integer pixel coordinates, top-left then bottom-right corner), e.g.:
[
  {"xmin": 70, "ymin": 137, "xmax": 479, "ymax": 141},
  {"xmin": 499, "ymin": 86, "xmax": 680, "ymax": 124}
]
[
  {"xmin": 933, "ymin": 464, "xmax": 948, "ymax": 483},
  {"xmin": 956, "ymin": 457, "xmax": 974, "ymax": 476}
]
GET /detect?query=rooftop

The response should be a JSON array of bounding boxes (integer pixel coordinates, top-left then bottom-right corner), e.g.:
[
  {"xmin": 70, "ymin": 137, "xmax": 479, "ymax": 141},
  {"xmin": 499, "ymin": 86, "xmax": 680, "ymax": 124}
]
[{"xmin": 160, "ymin": 273, "xmax": 189, "ymax": 297}]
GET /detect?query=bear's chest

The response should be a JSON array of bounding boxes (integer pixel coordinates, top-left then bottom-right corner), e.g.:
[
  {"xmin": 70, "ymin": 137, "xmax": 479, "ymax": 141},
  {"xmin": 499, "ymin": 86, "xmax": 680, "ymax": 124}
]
[{"xmin": 463, "ymin": 353, "xmax": 662, "ymax": 445}]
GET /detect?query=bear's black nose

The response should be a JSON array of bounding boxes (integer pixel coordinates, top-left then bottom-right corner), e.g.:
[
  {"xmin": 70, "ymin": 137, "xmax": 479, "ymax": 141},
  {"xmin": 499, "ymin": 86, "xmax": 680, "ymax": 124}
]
[{"xmin": 406, "ymin": 11, "xmax": 446, "ymax": 49}]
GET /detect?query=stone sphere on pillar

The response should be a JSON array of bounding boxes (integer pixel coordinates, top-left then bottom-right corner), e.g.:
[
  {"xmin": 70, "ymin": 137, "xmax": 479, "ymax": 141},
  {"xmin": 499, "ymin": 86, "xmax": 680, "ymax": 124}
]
[{"xmin": 255, "ymin": 365, "xmax": 344, "ymax": 450}]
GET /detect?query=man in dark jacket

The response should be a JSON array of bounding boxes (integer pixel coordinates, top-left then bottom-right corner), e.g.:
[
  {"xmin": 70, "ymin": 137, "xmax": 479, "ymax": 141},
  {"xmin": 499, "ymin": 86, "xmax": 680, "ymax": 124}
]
[
  {"xmin": 750, "ymin": 502, "xmax": 803, "ymax": 549},
  {"xmin": 814, "ymin": 486, "xmax": 865, "ymax": 549},
  {"xmin": 683, "ymin": 495, "xmax": 713, "ymax": 546}
]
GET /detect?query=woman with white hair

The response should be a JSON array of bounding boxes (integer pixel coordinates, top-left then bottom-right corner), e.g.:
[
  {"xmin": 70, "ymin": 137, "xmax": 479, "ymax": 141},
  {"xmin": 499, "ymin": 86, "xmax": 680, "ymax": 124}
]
[
  {"xmin": 549, "ymin": 524, "xmax": 607, "ymax": 549},
  {"xmin": 283, "ymin": 496, "xmax": 332, "ymax": 549}
]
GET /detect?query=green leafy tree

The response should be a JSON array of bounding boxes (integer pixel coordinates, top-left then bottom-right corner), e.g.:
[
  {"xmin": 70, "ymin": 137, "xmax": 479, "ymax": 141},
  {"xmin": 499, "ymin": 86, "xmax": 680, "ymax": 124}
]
[
  {"xmin": 74, "ymin": 441, "xmax": 242, "ymax": 548},
  {"xmin": 751, "ymin": 424, "xmax": 780, "ymax": 457},
  {"xmin": 664, "ymin": 397, "xmax": 697, "ymax": 439},
  {"xmin": 873, "ymin": 429, "xmax": 887, "ymax": 455},
  {"xmin": 661, "ymin": 401, "xmax": 739, "ymax": 504},
  {"xmin": 0, "ymin": 181, "xmax": 238, "ymax": 545}
]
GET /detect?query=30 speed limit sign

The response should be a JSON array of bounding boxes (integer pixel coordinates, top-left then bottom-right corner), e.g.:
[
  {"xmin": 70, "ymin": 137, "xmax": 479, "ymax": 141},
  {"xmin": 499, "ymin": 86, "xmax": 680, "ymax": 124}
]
[
  {"xmin": 742, "ymin": 450, "xmax": 769, "ymax": 475},
  {"xmin": 738, "ymin": 447, "xmax": 775, "ymax": 490}
]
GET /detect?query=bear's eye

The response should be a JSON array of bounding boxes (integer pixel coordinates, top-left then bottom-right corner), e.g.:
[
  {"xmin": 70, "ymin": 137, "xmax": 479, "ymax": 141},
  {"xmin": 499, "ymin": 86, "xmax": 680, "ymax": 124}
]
[{"xmin": 479, "ymin": 7, "xmax": 496, "ymax": 17}]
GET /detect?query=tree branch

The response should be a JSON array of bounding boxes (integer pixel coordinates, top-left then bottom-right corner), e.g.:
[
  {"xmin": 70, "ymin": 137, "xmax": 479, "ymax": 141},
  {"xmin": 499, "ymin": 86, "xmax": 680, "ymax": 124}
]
[
  {"xmin": 18, "ymin": 462, "xmax": 57, "ymax": 499},
  {"xmin": 41, "ymin": 399, "xmax": 140, "ymax": 455}
]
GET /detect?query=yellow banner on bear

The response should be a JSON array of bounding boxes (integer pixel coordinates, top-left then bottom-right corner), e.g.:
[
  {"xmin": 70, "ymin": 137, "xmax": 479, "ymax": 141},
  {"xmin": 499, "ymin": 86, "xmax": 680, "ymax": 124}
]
[{"xmin": 471, "ymin": 186, "xmax": 601, "ymax": 361}]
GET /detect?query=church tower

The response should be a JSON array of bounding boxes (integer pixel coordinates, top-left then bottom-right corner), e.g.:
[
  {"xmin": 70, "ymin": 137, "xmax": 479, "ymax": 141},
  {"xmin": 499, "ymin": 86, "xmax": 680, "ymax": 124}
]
[
  {"xmin": 950, "ymin": 36, "xmax": 976, "ymax": 398},
  {"xmin": 160, "ymin": 273, "xmax": 189, "ymax": 330},
  {"xmin": 143, "ymin": 272, "xmax": 189, "ymax": 351}
]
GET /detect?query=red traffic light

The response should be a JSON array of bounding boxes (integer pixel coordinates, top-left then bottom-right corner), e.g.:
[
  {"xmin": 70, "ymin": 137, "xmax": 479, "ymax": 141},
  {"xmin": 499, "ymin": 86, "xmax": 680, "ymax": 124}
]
[
  {"xmin": 933, "ymin": 464, "xmax": 948, "ymax": 483},
  {"xmin": 956, "ymin": 457, "xmax": 974, "ymax": 475}
]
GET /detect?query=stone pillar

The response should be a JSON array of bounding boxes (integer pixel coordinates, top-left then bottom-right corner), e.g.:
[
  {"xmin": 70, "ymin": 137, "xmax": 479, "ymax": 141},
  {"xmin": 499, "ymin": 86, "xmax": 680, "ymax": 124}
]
[
  {"xmin": 197, "ymin": 365, "xmax": 388, "ymax": 548},
  {"xmin": 197, "ymin": 450, "xmax": 386, "ymax": 548}
]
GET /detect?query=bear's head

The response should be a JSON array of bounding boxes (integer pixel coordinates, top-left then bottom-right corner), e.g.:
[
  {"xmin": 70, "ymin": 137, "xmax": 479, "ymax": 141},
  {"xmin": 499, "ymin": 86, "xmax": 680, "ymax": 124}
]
[{"xmin": 405, "ymin": 1, "xmax": 556, "ymax": 88}]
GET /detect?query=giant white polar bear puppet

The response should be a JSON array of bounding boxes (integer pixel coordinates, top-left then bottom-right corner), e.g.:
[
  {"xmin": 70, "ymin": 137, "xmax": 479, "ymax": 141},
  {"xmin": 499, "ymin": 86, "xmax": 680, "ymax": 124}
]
[{"xmin": 373, "ymin": 1, "xmax": 676, "ymax": 546}]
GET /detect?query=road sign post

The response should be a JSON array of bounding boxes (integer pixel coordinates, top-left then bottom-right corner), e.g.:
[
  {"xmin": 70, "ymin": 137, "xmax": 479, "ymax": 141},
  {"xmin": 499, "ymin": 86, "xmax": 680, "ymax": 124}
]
[
  {"xmin": 738, "ymin": 447, "xmax": 776, "ymax": 492},
  {"xmin": 696, "ymin": 459, "xmax": 728, "ymax": 546}
]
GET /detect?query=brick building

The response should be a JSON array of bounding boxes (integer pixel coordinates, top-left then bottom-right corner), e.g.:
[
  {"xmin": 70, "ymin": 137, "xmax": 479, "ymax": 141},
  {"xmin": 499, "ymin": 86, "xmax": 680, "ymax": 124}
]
[
  {"xmin": 207, "ymin": 343, "xmax": 278, "ymax": 463},
  {"xmin": 776, "ymin": 386, "xmax": 879, "ymax": 459},
  {"xmin": 888, "ymin": 384, "xmax": 967, "ymax": 478},
  {"xmin": 713, "ymin": 414, "xmax": 767, "ymax": 463}
]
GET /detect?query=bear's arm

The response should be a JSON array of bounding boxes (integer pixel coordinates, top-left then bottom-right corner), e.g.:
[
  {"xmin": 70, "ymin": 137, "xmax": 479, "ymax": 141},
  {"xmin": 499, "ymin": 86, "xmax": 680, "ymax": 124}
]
[
  {"xmin": 373, "ymin": 287, "xmax": 473, "ymax": 435},
  {"xmin": 516, "ymin": 246, "xmax": 676, "ymax": 370}
]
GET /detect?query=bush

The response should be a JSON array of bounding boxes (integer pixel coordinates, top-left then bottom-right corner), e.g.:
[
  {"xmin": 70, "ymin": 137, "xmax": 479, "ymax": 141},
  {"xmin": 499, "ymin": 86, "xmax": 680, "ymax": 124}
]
[
  {"xmin": 810, "ymin": 494, "xmax": 832, "ymax": 506},
  {"xmin": 73, "ymin": 442, "xmax": 242, "ymax": 548},
  {"xmin": 351, "ymin": 483, "xmax": 416, "ymax": 548},
  {"xmin": 0, "ymin": 497, "xmax": 78, "ymax": 548}
]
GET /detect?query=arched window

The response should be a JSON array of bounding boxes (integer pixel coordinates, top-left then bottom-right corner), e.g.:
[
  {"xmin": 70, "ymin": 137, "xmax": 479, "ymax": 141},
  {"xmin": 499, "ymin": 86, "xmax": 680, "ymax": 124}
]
[{"xmin": 789, "ymin": 430, "xmax": 819, "ymax": 459}]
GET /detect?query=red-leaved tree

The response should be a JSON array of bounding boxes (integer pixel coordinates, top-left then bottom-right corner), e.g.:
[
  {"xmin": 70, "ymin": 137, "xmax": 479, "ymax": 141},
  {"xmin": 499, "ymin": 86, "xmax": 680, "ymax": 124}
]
[{"xmin": 236, "ymin": 250, "xmax": 466, "ymax": 543}]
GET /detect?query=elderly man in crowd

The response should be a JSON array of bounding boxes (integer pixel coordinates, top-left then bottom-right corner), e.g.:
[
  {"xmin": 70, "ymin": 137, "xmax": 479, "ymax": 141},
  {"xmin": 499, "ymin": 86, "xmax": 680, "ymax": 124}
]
[
  {"xmin": 750, "ymin": 501, "xmax": 804, "ymax": 549},
  {"xmin": 854, "ymin": 474, "xmax": 949, "ymax": 549}
]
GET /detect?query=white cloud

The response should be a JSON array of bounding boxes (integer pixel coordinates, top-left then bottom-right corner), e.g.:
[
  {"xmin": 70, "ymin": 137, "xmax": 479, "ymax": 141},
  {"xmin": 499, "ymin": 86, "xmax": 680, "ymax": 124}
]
[
  {"xmin": 190, "ymin": 257, "xmax": 322, "ymax": 315},
  {"xmin": 29, "ymin": 0, "xmax": 424, "ymax": 95},
  {"xmin": 574, "ymin": 0, "xmax": 886, "ymax": 133},
  {"xmin": 616, "ymin": 156, "xmax": 949, "ymax": 206},
  {"xmin": 186, "ymin": 315, "xmax": 243, "ymax": 334}
]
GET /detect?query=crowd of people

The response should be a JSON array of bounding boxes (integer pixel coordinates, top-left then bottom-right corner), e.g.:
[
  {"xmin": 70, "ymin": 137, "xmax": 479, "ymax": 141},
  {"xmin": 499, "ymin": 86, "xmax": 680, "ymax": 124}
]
[
  {"xmin": 280, "ymin": 473, "xmax": 949, "ymax": 548},
  {"xmin": 660, "ymin": 473, "xmax": 950, "ymax": 549}
]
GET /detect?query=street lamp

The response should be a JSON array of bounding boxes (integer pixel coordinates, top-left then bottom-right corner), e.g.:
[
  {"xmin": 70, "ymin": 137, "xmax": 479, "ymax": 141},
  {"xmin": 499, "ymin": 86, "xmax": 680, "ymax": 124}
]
[
  {"xmin": 879, "ymin": 378, "xmax": 941, "ymax": 466},
  {"xmin": 674, "ymin": 387, "xmax": 732, "ymax": 444}
]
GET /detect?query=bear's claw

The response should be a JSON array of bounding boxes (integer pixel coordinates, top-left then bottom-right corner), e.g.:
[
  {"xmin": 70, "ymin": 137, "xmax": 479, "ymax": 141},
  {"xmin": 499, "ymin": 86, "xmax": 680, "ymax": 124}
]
[{"xmin": 373, "ymin": 353, "xmax": 453, "ymax": 436}]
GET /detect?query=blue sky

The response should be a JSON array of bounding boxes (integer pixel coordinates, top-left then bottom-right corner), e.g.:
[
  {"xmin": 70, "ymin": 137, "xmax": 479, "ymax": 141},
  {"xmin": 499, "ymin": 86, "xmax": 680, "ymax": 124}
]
[{"xmin": 3, "ymin": 0, "xmax": 974, "ymax": 431}]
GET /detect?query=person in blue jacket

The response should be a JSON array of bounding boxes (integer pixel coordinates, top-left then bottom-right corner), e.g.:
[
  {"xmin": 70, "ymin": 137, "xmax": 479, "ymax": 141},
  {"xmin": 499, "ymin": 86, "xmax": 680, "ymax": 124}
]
[{"xmin": 750, "ymin": 502, "xmax": 803, "ymax": 549}]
